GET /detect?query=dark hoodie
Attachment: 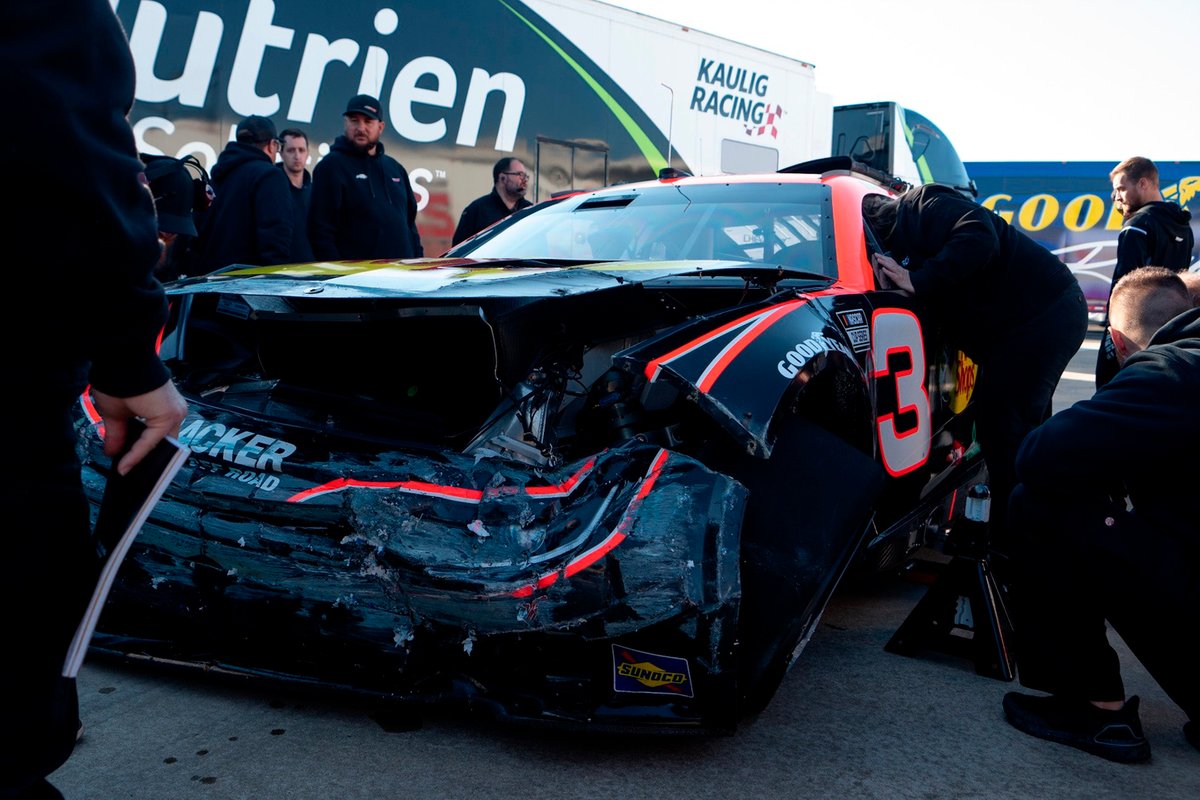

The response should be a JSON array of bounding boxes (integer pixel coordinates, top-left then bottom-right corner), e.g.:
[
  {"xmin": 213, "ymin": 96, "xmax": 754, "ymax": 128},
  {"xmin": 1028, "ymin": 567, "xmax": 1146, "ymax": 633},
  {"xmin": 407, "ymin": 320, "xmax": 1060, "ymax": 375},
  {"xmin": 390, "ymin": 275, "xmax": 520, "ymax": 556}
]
[
  {"xmin": 871, "ymin": 183, "xmax": 1079, "ymax": 360},
  {"xmin": 280, "ymin": 164, "xmax": 314, "ymax": 262},
  {"xmin": 1111, "ymin": 201, "xmax": 1194, "ymax": 289},
  {"xmin": 1096, "ymin": 201, "xmax": 1194, "ymax": 386},
  {"xmin": 1017, "ymin": 306, "xmax": 1200, "ymax": 546},
  {"xmin": 199, "ymin": 141, "xmax": 294, "ymax": 272},
  {"xmin": 307, "ymin": 135, "xmax": 423, "ymax": 260}
]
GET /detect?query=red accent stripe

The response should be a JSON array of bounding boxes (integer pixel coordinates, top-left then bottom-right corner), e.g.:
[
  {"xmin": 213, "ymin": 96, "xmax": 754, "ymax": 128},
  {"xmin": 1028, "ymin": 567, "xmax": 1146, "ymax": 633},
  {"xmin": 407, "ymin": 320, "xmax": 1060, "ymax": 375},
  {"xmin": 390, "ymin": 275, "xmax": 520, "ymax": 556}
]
[
  {"xmin": 644, "ymin": 298, "xmax": 806, "ymax": 385},
  {"xmin": 288, "ymin": 457, "xmax": 599, "ymax": 504},
  {"xmin": 696, "ymin": 299, "xmax": 805, "ymax": 392},
  {"xmin": 288, "ymin": 478, "xmax": 483, "ymax": 504},
  {"xmin": 80, "ymin": 388, "xmax": 101, "ymax": 426},
  {"xmin": 514, "ymin": 457, "xmax": 597, "ymax": 498},
  {"xmin": 512, "ymin": 450, "xmax": 669, "ymax": 598}
]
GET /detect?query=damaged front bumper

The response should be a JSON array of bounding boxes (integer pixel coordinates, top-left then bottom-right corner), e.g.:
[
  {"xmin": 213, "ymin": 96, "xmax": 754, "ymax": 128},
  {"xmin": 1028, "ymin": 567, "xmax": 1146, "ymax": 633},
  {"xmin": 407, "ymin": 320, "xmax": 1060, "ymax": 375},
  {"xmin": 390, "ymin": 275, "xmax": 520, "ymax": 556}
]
[{"xmin": 79, "ymin": 413, "xmax": 747, "ymax": 732}]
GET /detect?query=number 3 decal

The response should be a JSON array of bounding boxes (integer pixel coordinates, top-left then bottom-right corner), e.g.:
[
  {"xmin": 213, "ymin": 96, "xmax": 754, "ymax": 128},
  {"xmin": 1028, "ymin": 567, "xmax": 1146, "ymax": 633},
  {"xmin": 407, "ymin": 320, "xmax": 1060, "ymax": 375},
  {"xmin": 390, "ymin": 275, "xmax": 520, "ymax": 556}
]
[{"xmin": 871, "ymin": 309, "xmax": 930, "ymax": 477}]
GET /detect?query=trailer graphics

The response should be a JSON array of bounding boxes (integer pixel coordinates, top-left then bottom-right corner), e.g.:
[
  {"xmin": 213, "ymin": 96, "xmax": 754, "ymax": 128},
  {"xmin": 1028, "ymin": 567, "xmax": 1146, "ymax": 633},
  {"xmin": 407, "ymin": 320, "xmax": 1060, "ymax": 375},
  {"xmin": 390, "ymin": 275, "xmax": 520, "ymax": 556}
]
[
  {"xmin": 116, "ymin": 0, "xmax": 828, "ymax": 254},
  {"xmin": 966, "ymin": 161, "xmax": 1200, "ymax": 322},
  {"xmin": 116, "ymin": 0, "xmax": 968, "ymax": 258}
]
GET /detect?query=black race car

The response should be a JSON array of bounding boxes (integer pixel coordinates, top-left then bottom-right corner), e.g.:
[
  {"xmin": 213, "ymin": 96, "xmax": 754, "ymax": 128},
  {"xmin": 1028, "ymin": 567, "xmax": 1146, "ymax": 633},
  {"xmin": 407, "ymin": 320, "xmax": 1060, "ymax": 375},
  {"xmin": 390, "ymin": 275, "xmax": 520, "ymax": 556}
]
[{"xmin": 76, "ymin": 158, "xmax": 984, "ymax": 733}]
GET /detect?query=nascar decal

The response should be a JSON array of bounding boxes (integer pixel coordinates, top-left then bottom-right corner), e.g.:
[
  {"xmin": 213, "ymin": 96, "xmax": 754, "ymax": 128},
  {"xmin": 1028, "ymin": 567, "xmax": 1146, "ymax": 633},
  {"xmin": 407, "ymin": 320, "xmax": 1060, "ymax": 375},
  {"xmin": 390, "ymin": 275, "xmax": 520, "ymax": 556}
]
[
  {"xmin": 835, "ymin": 308, "xmax": 871, "ymax": 352},
  {"xmin": 645, "ymin": 298, "xmax": 807, "ymax": 391},
  {"xmin": 612, "ymin": 645, "xmax": 694, "ymax": 697},
  {"xmin": 289, "ymin": 456, "xmax": 598, "ymax": 503},
  {"xmin": 511, "ymin": 449, "xmax": 668, "ymax": 598}
]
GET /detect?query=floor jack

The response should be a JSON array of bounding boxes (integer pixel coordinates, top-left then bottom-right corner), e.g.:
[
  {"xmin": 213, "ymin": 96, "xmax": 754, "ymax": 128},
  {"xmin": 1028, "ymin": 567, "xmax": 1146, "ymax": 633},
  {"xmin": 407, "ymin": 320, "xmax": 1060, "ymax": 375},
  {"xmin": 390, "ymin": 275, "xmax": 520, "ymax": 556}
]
[{"xmin": 885, "ymin": 484, "xmax": 1017, "ymax": 681}]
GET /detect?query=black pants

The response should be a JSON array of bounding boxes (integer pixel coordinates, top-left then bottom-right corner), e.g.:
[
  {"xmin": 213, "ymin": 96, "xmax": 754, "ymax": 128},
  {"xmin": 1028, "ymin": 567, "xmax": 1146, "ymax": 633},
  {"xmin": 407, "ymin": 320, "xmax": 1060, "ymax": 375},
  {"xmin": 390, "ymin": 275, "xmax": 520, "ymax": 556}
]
[
  {"xmin": 1, "ymin": 406, "xmax": 95, "ymax": 797},
  {"xmin": 971, "ymin": 283, "xmax": 1088, "ymax": 558},
  {"xmin": 1008, "ymin": 482, "xmax": 1200, "ymax": 719}
]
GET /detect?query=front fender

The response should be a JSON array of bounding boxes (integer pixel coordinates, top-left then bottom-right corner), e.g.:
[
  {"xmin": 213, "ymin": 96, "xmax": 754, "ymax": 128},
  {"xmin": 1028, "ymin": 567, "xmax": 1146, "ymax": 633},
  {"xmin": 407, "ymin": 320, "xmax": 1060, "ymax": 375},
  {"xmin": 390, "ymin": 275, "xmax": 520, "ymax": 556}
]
[{"xmin": 618, "ymin": 294, "xmax": 868, "ymax": 457}]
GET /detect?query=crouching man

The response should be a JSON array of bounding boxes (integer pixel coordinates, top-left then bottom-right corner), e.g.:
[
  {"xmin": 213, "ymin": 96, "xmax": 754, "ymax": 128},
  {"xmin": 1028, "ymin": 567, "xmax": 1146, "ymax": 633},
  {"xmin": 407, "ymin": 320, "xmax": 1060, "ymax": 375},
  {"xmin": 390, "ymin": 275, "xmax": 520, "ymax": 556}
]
[{"xmin": 1003, "ymin": 266, "xmax": 1200, "ymax": 763}]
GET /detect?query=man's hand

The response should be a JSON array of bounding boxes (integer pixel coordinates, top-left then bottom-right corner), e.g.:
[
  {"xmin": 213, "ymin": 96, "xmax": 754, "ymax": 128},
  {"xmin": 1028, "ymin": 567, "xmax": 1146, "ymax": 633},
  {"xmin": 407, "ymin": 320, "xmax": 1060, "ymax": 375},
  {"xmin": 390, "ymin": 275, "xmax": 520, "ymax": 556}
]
[
  {"xmin": 91, "ymin": 381, "xmax": 189, "ymax": 475},
  {"xmin": 873, "ymin": 253, "xmax": 915, "ymax": 295}
]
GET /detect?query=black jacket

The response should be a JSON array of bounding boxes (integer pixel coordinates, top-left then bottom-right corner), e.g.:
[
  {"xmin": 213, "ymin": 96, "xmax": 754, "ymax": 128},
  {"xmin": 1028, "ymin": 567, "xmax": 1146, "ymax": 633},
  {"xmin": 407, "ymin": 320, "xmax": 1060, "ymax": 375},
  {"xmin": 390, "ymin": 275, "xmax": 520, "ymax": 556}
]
[
  {"xmin": 308, "ymin": 136, "xmax": 423, "ymax": 260},
  {"xmin": 2, "ymin": 0, "xmax": 169, "ymax": 405},
  {"xmin": 281, "ymin": 165, "xmax": 315, "ymax": 262},
  {"xmin": 1096, "ymin": 201, "xmax": 1194, "ymax": 386},
  {"xmin": 199, "ymin": 141, "xmax": 294, "ymax": 271},
  {"xmin": 1110, "ymin": 201, "xmax": 1194, "ymax": 289},
  {"xmin": 1017, "ymin": 306, "xmax": 1200, "ymax": 545},
  {"xmin": 452, "ymin": 188, "xmax": 532, "ymax": 245},
  {"xmin": 880, "ymin": 184, "xmax": 1079, "ymax": 360}
]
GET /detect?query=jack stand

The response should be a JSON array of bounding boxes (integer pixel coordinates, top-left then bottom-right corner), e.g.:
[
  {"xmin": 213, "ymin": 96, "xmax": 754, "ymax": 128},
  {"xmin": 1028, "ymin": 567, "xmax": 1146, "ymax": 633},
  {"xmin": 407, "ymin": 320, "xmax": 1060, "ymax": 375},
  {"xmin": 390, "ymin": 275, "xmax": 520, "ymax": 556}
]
[
  {"xmin": 885, "ymin": 554, "xmax": 1016, "ymax": 681},
  {"xmin": 885, "ymin": 483, "xmax": 1017, "ymax": 681}
]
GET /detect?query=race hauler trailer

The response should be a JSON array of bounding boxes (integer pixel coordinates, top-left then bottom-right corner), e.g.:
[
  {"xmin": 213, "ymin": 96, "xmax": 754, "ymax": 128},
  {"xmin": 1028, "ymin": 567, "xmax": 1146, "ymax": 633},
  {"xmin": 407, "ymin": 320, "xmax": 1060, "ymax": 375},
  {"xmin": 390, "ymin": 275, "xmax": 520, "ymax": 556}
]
[
  {"xmin": 117, "ymin": 0, "xmax": 972, "ymax": 254},
  {"xmin": 966, "ymin": 161, "xmax": 1200, "ymax": 323},
  {"xmin": 832, "ymin": 101, "xmax": 977, "ymax": 201}
]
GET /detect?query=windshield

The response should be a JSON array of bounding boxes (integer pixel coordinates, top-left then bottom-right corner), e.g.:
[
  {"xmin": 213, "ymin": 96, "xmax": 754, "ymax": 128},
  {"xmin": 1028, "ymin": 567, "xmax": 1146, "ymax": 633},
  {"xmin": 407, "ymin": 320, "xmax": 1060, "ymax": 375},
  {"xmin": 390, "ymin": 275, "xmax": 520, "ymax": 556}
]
[{"xmin": 446, "ymin": 182, "xmax": 837, "ymax": 277}]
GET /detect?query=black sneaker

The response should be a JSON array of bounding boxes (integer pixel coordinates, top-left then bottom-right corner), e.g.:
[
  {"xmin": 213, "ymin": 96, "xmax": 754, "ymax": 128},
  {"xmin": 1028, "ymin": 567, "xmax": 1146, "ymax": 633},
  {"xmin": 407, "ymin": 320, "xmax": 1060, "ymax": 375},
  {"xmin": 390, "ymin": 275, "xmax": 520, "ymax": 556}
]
[
  {"xmin": 1003, "ymin": 692, "xmax": 1151, "ymax": 763},
  {"xmin": 1185, "ymin": 721, "xmax": 1199, "ymax": 753}
]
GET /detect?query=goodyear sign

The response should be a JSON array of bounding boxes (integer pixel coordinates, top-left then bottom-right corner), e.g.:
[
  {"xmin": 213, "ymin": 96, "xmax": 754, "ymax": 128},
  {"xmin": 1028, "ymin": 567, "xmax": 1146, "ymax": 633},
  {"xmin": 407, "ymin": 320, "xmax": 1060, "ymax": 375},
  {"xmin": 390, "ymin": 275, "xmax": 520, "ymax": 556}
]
[{"xmin": 965, "ymin": 161, "xmax": 1200, "ymax": 312}]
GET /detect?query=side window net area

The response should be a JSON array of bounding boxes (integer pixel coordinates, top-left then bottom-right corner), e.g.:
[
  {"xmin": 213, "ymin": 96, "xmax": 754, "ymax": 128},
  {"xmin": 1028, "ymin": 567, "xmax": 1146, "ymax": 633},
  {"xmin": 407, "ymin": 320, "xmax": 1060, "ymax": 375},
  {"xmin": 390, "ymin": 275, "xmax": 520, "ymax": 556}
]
[{"xmin": 459, "ymin": 183, "xmax": 836, "ymax": 276}]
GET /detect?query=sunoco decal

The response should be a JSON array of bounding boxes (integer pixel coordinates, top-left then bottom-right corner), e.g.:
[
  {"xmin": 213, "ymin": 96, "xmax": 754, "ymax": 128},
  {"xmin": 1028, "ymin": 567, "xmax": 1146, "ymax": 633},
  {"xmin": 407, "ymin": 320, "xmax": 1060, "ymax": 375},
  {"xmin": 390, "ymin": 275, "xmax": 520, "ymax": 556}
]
[
  {"xmin": 835, "ymin": 309, "xmax": 871, "ymax": 353},
  {"xmin": 612, "ymin": 645, "xmax": 694, "ymax": 697}
]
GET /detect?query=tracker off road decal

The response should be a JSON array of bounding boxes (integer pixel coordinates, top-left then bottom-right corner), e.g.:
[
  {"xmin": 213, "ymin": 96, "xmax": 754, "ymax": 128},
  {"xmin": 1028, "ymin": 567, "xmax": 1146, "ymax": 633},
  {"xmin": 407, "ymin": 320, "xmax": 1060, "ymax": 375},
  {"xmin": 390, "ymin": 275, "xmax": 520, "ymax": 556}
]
[
  {"xmin": 612, "ymin": 645, "xmax": 694, "ymax": 697},
  {"xmin": 178, "ymin": 418, "xmax": 297, "ymax": 472}
]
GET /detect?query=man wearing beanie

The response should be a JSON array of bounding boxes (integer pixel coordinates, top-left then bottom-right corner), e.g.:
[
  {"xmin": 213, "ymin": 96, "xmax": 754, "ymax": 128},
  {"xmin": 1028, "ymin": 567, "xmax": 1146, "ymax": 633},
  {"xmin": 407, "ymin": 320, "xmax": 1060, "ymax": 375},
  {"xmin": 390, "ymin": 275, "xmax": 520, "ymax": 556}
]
[{"xmin": 308, "ymin": 94, "xmax": 424, "ymax": 260}]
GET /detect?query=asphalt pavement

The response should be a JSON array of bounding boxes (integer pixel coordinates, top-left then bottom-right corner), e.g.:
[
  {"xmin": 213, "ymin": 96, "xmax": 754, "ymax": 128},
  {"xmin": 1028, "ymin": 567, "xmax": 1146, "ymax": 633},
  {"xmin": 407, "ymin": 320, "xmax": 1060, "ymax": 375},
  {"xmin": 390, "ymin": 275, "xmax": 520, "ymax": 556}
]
[{"xmin": 52, "ymin": 330, "xmax": 1199, "ymax": 799}]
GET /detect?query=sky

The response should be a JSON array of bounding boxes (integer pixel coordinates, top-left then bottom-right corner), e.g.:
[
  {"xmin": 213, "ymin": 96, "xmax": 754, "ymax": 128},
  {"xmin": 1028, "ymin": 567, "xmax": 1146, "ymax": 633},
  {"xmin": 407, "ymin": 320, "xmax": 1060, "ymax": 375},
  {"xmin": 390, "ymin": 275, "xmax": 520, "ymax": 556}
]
[{"xmin": 601, "ymin": 0, "xmax": 1198, "ymax": 163}]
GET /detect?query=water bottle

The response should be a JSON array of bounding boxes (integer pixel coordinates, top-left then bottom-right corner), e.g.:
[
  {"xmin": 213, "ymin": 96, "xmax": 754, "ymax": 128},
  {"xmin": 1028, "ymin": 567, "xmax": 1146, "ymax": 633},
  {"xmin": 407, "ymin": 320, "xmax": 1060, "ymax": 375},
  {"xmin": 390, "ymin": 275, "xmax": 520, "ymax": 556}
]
[
  {"xmin": 953, "ymin": 483, "xmax": 990, "ymax": 557},
  {"xmin": 965, "ymin": 483, "xmax": 991, "ymax": 523}
]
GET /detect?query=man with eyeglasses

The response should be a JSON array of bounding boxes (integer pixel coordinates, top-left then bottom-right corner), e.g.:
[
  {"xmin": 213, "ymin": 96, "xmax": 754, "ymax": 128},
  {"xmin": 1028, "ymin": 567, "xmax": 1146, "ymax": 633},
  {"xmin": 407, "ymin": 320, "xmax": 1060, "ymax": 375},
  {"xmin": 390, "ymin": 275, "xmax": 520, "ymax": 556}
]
[
  {"xmin": 196, "ymin": 114, "xmax": 295, "ymax": 272},
  {"xmin": 452, "ymin": 157, "xmax": 533, "ymax": 245}
]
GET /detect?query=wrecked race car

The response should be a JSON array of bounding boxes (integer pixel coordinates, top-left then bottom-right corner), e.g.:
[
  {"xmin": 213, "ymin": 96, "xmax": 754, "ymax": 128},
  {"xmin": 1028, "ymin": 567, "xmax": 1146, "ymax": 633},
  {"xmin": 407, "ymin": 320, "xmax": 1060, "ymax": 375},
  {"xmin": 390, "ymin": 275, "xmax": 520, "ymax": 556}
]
[{"xmin": 75, "ymin": 158, "xmax": 984, "ymax": 733}]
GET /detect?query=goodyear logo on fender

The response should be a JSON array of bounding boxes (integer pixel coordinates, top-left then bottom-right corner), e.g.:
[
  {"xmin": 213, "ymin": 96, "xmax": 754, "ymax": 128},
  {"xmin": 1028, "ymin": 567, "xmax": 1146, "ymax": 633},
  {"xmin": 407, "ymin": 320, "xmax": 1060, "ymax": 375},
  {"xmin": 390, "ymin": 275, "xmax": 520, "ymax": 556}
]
[
  {"xmin": 777, "ymin": 331, "xmax": 856, "ymax": 379},
  {"xmin": 612, "ymin": 645, "xmax": 694, "ymax": 697}
]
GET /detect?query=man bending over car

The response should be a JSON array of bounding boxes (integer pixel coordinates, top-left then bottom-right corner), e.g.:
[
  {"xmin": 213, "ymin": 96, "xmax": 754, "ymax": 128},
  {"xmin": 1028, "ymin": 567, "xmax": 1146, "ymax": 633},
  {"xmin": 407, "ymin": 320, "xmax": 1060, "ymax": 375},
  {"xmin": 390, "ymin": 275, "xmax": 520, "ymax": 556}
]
[{"xmin": 864, "ymin": 185, "xmax": 1088, "ymax": 566}]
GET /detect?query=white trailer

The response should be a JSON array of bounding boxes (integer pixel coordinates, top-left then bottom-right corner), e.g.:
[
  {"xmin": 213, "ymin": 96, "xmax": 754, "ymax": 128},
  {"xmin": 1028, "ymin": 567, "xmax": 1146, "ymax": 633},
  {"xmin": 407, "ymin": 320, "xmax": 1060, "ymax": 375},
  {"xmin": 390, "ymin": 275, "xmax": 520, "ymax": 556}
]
[{"xmin": 115, "ymin": 0, "xmax": 967, "ymax": 254}]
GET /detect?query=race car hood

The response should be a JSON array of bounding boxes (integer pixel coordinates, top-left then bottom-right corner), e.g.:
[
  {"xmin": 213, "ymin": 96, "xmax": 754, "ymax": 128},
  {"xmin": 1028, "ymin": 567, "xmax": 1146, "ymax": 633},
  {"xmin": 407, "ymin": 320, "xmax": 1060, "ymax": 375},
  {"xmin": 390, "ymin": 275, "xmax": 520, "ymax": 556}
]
[
  {"xmin": 167, "ymin": 257, "xmax": 825, "ymax": 300},
  {"xmin": 162, "ymin": 256, "xmax": 854, "ymax": 460}
]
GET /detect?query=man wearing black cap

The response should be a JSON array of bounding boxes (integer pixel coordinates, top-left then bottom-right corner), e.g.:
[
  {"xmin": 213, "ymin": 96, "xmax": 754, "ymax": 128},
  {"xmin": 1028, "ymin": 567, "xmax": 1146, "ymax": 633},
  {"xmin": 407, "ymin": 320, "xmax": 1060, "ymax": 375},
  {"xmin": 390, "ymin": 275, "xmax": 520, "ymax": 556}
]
[
  {"xmin": 142, "ymin": 153, "xmax": 208, "ymax": 280},
  {"xmin": 196, "ymin": 114, "xmax": 295, "ymax": 272},
  {"xmin": 308, "ymin": 94, "xmax": 424, "ymax": 260}
]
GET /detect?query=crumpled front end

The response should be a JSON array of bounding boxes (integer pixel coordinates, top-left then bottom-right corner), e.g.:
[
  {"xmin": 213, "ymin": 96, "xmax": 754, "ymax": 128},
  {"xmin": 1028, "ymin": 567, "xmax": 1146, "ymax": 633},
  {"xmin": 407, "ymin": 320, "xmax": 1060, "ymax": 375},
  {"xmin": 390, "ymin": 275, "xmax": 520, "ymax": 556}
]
[{"xmin": 79, "ymin": 411, "xmax": 746, "ymax": 731}]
